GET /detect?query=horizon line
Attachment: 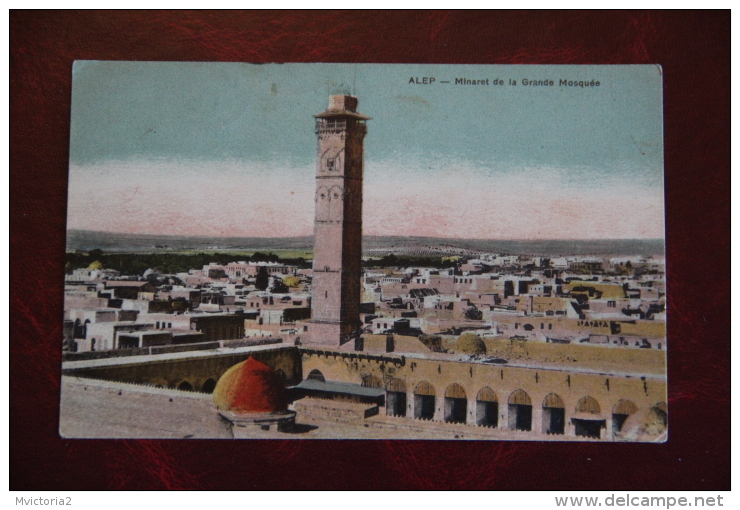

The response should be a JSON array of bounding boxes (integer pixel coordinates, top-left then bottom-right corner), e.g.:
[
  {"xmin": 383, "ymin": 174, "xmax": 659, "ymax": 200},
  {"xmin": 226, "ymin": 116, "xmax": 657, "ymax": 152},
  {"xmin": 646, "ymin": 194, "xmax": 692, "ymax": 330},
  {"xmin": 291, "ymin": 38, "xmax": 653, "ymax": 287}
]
[{"xmin": 67, "ymin": 229, "xmax": 665, "ymax": 242}]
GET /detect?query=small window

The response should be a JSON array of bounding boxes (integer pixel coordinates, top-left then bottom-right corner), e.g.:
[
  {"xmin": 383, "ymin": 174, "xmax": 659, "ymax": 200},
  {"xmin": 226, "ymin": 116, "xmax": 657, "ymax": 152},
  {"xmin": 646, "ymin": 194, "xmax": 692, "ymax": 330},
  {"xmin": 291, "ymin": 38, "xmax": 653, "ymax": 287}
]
[{"xmin": 326, "ymin": 157, "xmax": 335, "ymax": 171}]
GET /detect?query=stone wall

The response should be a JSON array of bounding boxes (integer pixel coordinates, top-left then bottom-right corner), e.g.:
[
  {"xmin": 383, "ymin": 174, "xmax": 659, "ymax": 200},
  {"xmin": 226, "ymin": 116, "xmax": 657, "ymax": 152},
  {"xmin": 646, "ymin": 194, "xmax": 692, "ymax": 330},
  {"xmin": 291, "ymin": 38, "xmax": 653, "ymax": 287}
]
[
  {"xmin": 63, "ymin": 346, "xmax": 302, "ymax": 393},
  {"xmin": 300, "ymin": 349, "xmax": 666, "ymax": 441}
]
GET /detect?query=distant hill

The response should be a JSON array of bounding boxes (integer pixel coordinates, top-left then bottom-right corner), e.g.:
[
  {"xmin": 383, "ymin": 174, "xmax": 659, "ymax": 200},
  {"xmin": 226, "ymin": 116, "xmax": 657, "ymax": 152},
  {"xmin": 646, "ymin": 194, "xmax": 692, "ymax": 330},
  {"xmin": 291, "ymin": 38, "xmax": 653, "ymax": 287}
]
[
  {"xmin": 66, "ymin": 229, "xmax": 664, "ymax": 258},
  {"xmin": 66, "ymin": 230, "xmax": 313, "ymax": 253}
]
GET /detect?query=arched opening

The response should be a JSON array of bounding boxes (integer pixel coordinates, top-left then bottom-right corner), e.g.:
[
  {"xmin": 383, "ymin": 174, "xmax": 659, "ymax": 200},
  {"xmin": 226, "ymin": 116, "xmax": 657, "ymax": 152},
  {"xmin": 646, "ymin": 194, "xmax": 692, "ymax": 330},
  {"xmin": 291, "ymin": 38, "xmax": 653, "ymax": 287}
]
[
  {"xmin": 612, "ymin": 399, "xmax": 638, "ymax": 436},
  {"xmin": 386, "ymin": 378, "xmax": 407, "ymax": 417},
  {"xmin": 307, "ymin": 369, "xmax": 325, "ymax": 382},
  {"xmin": 201, "ymin": 378, "xmax": 217, "ymax": 394},
  {"xmin": 361, "ymin": 375, "xmax": 383, "ymax": 388},
  {"xmin": 508, "ymin": 389, "xmax": 532, "ymax": 431},
  {"xmin": 444, "ymin": 384, "xmax": 467, "ymax": 424},
  {"xmin": 275, "ymin": 369, "xmax": 286, "ymax": 384},
  {"xmin": 178, "ymin": 381, "xmax": 193, "ymax": 391},
  {"xmin": 73, "ymin": 319, "xmax": 85, "ymax": 339},
  {"xmin": 476, "ymin": 387, "xmax": 498, "ymax": 428},
  {"xmin": 542, "ymin": 393, "xmax": 565, "ymax": 435},
  {"xmin": 573, "ymin": 396, "xmax": 605, "ymax": 439},
  {"xmin": 413, "ymin": 381, "xmax": 436, "ymax": 420}
]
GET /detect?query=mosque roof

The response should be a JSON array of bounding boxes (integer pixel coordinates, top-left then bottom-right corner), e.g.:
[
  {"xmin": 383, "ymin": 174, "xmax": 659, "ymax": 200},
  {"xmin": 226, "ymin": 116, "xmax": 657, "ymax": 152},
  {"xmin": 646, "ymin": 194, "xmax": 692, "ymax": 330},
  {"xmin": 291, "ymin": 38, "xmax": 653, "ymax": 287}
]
[{"xmin": 212, "ymin": 356, "xmax": 287, "ymax": 414}]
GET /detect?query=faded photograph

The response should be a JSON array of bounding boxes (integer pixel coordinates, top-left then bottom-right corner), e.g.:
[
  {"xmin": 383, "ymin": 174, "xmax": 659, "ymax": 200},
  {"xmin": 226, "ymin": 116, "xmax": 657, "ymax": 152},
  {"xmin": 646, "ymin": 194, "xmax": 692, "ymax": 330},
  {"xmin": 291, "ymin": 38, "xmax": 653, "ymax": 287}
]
[{"xmin": 61, "ymin": 63, "xmax": 666, "ymax": 440}]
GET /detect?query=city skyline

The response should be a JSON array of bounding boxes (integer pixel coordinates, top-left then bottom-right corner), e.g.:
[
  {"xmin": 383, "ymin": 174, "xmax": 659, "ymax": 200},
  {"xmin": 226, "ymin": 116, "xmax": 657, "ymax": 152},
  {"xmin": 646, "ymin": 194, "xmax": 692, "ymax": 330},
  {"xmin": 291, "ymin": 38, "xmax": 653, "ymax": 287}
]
[{"xmin": 67, "ymin": 62, "xmax": 664, "ymax": 240}]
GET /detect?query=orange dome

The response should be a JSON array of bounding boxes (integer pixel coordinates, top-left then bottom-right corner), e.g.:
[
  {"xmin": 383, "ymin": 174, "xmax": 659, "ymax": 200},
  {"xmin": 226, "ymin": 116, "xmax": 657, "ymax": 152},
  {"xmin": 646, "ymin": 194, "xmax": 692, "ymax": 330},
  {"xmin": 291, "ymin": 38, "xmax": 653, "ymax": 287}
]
[{"xmin": 213, "ymin": 357, "xmax": 287, "ymax": 414}]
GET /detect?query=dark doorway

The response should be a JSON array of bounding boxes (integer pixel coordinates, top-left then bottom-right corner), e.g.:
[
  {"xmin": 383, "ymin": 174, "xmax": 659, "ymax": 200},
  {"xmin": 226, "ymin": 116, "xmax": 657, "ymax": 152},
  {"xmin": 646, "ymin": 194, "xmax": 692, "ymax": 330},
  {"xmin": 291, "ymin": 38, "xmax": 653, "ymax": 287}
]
[
  {"xmin": 508, "ymin": 389, "xmax": 532, "ymax": 431},
  {"xmin": 542, "ymin": 393, "xmax": 565, "ymax": 435},
  {"xmin": 414, "ymin": 394, "xmax": 435, "ymax": 420},
  {"xmin": 413, "ymin": 381, "xmax": 436, "ymax": 420},
  {"xmin": 73, "ymin": 319, "xmax": 85, "ymax": 339},
  {"xmin": 574, "ymin": 419, "xmax": 604, "ymax": 439},
  {"xmin": 201, "ymin": 378, "xmax": 217, "ymax": 394},
  {"xmin": 118, "ymin": 336, "xmax": 138, "ymax": 349},
  {"xmin": 574, "ymin": 396, "xmax": 603, "ymax": 437},
  {"xmin": 612, "ymin": 414, "xmax": 629, "ymax": 434},
  {"xmin": 444, "ymin": 397, "xmax": 467, "ymax": 423},
  {"xmin": 476, "ymin": 387, "xmax": 498, "ymax": 428},
  {"xmin": 443, "ymin": 384, "xmax": 467, "ymax": 424},
  {"xmin": 387, "ymin": 391, "xmax": 407, "ymax": 417},
  {"xmin": 509, "ymin": 404, "xmax": 532, "ymax": 431},
  {"xmin": 178, "ymin": 381, "xmax": 193, "ymax": 391},
  {"xmin": 476, "ymin": 400, "xmax": 498, "ymax": 427},
  {"xmin": 543, "ymin": 407, "xmax": 565, "ymax": 434}
]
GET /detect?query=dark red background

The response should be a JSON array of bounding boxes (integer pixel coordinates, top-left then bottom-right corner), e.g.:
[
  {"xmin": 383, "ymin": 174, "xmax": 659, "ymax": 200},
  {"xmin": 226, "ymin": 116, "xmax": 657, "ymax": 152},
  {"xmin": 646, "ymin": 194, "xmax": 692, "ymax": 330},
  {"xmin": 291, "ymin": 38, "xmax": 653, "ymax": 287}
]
[{"xmin": 10, "ymin": 11, "xmax": 730, "ymax": 490}]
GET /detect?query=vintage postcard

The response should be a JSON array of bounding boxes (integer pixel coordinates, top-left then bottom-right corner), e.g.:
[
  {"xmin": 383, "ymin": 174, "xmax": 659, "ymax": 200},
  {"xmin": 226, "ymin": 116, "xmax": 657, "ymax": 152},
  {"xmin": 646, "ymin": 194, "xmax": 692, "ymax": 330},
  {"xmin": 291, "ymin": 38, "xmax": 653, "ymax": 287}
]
[{"xmin": 60, "ymin": 62, "xmax": 666, "ymax": 441}]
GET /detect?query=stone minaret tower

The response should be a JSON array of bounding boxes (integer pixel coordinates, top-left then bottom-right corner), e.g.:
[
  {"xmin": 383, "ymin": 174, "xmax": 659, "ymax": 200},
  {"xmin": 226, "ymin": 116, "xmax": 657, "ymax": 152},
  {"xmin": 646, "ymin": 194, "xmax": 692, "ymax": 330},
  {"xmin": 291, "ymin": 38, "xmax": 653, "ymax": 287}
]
[{"xmin": 307, "ymin": 95, "xmax": 369, "ymax": 347}]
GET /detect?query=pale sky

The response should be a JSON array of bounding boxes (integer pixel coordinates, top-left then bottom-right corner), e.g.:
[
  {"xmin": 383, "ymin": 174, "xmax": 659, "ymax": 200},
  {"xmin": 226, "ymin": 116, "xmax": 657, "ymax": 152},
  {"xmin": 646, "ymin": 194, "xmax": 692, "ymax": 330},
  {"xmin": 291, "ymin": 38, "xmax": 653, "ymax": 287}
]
[{"xmin": 67, "ymin": 62, "xmax": 665, "ymax": 240}]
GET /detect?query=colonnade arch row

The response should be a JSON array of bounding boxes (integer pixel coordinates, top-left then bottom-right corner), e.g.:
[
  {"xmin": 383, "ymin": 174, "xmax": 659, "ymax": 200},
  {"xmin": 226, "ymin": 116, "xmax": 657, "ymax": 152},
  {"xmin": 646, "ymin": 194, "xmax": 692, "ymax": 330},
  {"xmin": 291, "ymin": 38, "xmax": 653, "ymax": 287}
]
[
  {"xmin": 444, "ymin": 383, "xmax": 468, "ymax": 424},
  {"xmin": 476, "ymin": 387, "xmax": 498, "ymax": 428},
  {"xmin": 299, "ymin": 361, "xmax": 663, "ymax": 437},
  {"xmin": 413, "ymin": 381, "xmax": 436, "ymax": 421},
  {"xmin": 508, "ymin": 389, "xmax": 533, "ymax": 431},
  {"xmin": 386, "ymin": 378, "xmax": 407, "ymax": 417},
  {"xmin": 542, "ymin": 393, "xmax": 565, "ymax": 435},
  {"xmin": 573, "ymin": 395, "xmax": 605, "ymax": 439}
]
